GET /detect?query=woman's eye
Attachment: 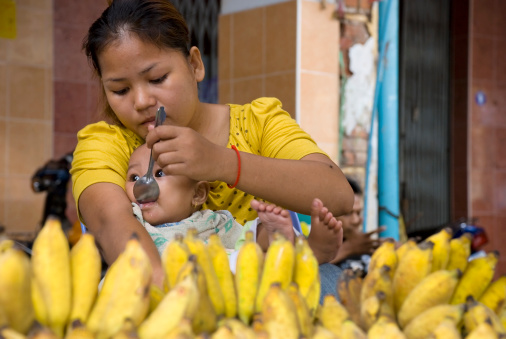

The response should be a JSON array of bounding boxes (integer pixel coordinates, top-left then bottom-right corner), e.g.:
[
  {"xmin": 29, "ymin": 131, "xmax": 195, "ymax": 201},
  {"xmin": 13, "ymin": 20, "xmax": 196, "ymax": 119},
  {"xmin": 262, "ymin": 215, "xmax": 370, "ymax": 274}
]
[
  {"xmin": 151, "ymin": 74, "xmax": 168, "ymax": 84},
  {"xmin": 155, "ymin": 169, "xmax": 165, "ymax": 177},
  {"xmin": 112, "ymin": 88, "xmax": 129, "ymax": 95},
  {"xmin": 129, "ymin": 174, "xmax": 140, "ymax": 182}
]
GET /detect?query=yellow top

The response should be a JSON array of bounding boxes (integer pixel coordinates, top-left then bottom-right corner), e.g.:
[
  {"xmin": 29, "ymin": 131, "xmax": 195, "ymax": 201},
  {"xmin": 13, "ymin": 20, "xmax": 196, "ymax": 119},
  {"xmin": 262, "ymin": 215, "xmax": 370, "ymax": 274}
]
[{"xmin": 70, "ymin": 97, "xmax": 327, "ymax": 224}]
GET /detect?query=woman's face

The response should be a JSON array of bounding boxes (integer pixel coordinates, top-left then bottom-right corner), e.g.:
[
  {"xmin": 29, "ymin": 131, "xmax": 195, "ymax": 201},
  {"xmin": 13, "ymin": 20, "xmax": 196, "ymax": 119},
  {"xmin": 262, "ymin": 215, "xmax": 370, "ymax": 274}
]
[
  {"xmin": 126, "ymin": 144, "xmax": 197, "ymax": 225},
  {"xmin": 98, "ymin": 33, "xmax": 204, "ymax": 138}
]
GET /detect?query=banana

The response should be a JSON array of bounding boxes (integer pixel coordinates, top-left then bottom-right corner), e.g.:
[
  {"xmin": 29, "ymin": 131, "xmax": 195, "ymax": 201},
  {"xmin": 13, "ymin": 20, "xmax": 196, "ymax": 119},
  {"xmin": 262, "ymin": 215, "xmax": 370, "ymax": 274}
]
[
  {"xmin": 0, "ymin": 304, "xmax": 8, "ymax": 327},
  {"xmin": 451, "ymin": 251, "xmax": 499, "ymax": 305},
  {"xmin": 402, "ymin": 304, "xmax": 465, "ymax": 339},
  {"xmin": 210, "ymin": 324, "xmax": 235, "ymax": 339},
  {"xmin": 464, "ymin": 319, "xmax": 500, "ymax": 339},
  {"xmin": 367, "ymin": 316, "xmax": 406, "ymax": 339},
  {"xmin": 318, "ymin": 294, "xmax": 349, "ymax": 337},
  {"xmin": 0, "ymin": 327, "xmax": 27, "ymax": 339},
  {"xmin": 261, "ymin": 283, "xmax": 300, "ymax": 339},
  {"xmin": 207, "ymin": 234, "xmax": 237, "ymax": 319},
  {"xmin": 86, "ymin": 235, "xmax": 152, "ymax": 339},
  {"xmin": 398, "ymin": 269, "xmax": 461, "ymax": 328},
  {"xmin": 30, "ymin": 217, "xmax": 71, "ymax": 338},
  {"xmin": 340, "ymin": 319, "xmax": 367, "ymax": 339},
  {"xmin": 148, "ymin": 284, "xmax": 165, "ymax": 315},
  {"xmin": 368, "ymin": 238, "xmax": 398, "ymax": 279},
  {"xmin": 337, "ymin": 268, "xmax": 363, "ymax": 325},
  {"xmin": 392, "ymin": 240, "xmax": 433, "ymax": 313},
  {"xmin": 255, "ymin": 232, "xmax": 295, "ymax": 312},
  {"xmin": 138, "ymin": 275, "xmax": 199, "ymax": 339},
  {"xmin": 501, "ymin": 306, "xmax": 506, "ymax": 331},
  {"xmin": 311, "ymin": 325, "xmax": 339, "ymax": 339},
  {"xmin": 360, "ymin": 265, "xmax": 394, "ymax": 313},
  {"xmin": 235, "ymin": 231, "xmax": 264, "ymax": 325},
  {"xmin": 0, "ymin": 238, "xmax": 14, "ymax": 252},
  {"xmin": 162, "ymin": 318, "xmax": 193, "ymax": 339},
  {"xmin": 184, "ymin": 228, "xmax": 225, "ymax": 317},
  {"xmin": 161, "ymin": 233, "xmax": 190, "ymax": 292},
  {"xmin": 218, "ymin": 318, "xmax": 256, "ymax": 339},
  {"xmin": 462, "ymin": 296, "xmax": 506, "ymax": 336},
  {"xmin": 447, "ymin": 233, "xmax": 472, "ymax": 272},
  {"xmin": 26, "ymin": 323, "xmax": 60, "ymax": 339},
  {"xmin": 293, "ymin": 235, "xmax": 320, "ymax": 320},
  {"xmin": 427, "ymin": 317, "xmax": 461, "ymax": 339},
  {"xmin": 426, "ymin": 227, "xmax": 453, "ymax": 272},
  {"xmin": 286, "ymin": 283, "xmax": 313, "ymax": 338},
  {"xmin": 108, "ymin": 319, "xmax": 139, "ymax": 339},
  {"xmin": 0, "ymin": 246, "xmax": 34, "ymax": 334},
  {"xmin": 64, "ymin": 320, "xmax": 95, "ymax": 339},
  {"xmin": 479, "ymin": 275, "xmax": 506, "ymax": 314},
  {"xmin": 68, "ymin": 233, "xmax": 102, "ymax": 325},
  {"xmin": 360, "ymin": 291, "xmax": 394, "ymax": 331},
  {"xmin": 176, "ymin": 255, "xmax": 217, "ymax": 334},
  {"xmin": 395, "ymin": 238, "xmax": 417, "ymax": 259}
]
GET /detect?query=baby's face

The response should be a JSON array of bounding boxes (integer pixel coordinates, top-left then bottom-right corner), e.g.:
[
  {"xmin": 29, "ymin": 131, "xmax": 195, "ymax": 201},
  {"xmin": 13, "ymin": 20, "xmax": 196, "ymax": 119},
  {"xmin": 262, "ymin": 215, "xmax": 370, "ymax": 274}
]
[
  {"xmin": 338, "ymin": 194, "xmax": 364, "ymax": 237},
  {"xmin": 126, "ymin": 144, "xmax": 197, "ymax": 225}
]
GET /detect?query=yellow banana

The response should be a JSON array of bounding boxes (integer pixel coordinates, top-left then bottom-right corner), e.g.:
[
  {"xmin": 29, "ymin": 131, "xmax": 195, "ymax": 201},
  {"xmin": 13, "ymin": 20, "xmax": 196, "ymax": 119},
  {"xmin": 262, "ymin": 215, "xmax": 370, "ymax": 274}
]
[
  {"xmin": 337, "ymin": 268, "xmax": 363, "ymax": 325},
  {"xmin": 148, "ymin": 284, "xmax": 165, "ymax": 315},
  {"xmin": 26, "ymin": 324, "xmax": 60, "ymax": 339},
  {"xmin": 255, "ymin": 232, "xmax": 295, "ymax": 312},
  {"xmin": 395, "ymin": 238, "xmax": 417, "ymax": 259},
  {"xmin": 0, "ymin": 327, "xmax": 27, "ymax": 339},
  {"xmin": 30, "ymin": 217, "xmax": 71, "ymax": 338},
  {"xmin": 367, "ymin": 316, "xmax": 406, "ymax": 339},
  {"xmin": 402, "ymin": 304, "xmax": 465, "ymax": 339},
  {"xmin": 0, "ymin": 304, "xmax": 8, "ymax": 327},
  {"xmin": 368, "ymin": 238, "xmax": 398, "ymax": 279},
  {"xmin": 360, "ymin": 291, "xmax": 394, "ymax": 331},
  {"xmin": 451, "ymin": 251, "xmax": 499, "ymax": 305},
  {"xmin": 447, "ymin": 233, "xmax": 472, "ymax": 272},
  {"xmin": 176, "ymin": 255, "xmax": 217, "ymax": 334},
  {"xmin": 161, "ymin": 233, "xmax": 189, "ymax": 292},
  {"xmin": 210, "ymin": 324, "xmax": 235, "ymax": 339},
  {"xmin": 184, "ymin": 228, "xmax": 225, "ymax": 317},
  {"xmin": 462, "ymin": 296, "xmax": 506, "ymax": 336},
  {"xmin": 108, "ymin": 319, "xmax": 139, "ymax": 339},
  {"xmin": 162, "ymin": 318, "xmax": 194, "ymax": 339},
  {"xmin": 427, "ymin": 317, "xmax": 461, "ymax": 339},
  {"xmin": 86, "ymin": 235, "xmax": 152, "ymax": 339},
  {"xmin": 0, "ymin": 246, "xmax": 34, "ymax": 334},
  {"xmin": 340, "ymin": 319, "xmax": 366, "ymax": 339},
  {"xmin": 138, "ymin": 275, "xmax": 199, "ymax": 339},
  {"xmin": 0, "ymin": 238, "xmax": 14, "ymax": 252},
  {"xmin": 311, "ymin": 325, "xmax": 338, "ymax": 339},
  {"xmin": 479, "ymin": 275, "xmax": 506, "ymax": 314},
  {"xmin": 218, "ymin": 318, "xmax": 256, "ymax": 339},
  {"xmin": 207, "ymin": 234, "xmax": 237, "ymax": 319},
  {"xmin": 235, "ymin": 231, "xmax": 263, "ymax": 325},
  {"xmin": 64, "ymin": 320, "xmax": 95, "ymax": 339},
  {"xmin": 398, "ymin": 269, "xmax": 461, "ymax": 328},
  {"xmin": 465, "ymin": 319, "xmax": 500, "ymax": 339},
  {"xmin": 68, "ymin": 233, "xmax": 102, "ymax": 325},
  {"xmin": 261, "ymin": 283, "xmax": 300, "ymax": 339},
  {"xmin": 426, "ymin": 227, "xmax": 453, "ymax": 272},
  {"xmin": 360, "ymin": 265, "xmax": 394, "ymax": 313},
  {"xmin": 286, "ymin": 283, "xmax": 313, "ymax": 338},
  {"xmin": 293, "ymin": 235, "xmax": 320, "ymax": 320},
  {"xmin": 318, "ymin": 294, "xmax": 349, "ymax": 337},
  {"xmin": 392, "ymin": 240, "xmax": 433, "ymax": 313}
]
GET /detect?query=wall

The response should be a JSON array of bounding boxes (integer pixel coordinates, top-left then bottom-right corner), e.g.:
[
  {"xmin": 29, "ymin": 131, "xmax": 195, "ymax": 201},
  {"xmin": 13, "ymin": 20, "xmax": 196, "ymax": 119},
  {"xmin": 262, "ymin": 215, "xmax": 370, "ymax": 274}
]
[
  {"xmin": 468, "ymin": 0, "xmax": 506, "ymax": 274},
  {"xmin": 0, "ymin": 0, "xmax": 53, "ymax": 235}
]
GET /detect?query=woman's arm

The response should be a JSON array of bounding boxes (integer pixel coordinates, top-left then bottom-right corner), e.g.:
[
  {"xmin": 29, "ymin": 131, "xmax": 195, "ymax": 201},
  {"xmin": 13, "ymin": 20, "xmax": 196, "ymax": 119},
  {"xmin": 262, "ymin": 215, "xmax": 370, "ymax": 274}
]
[{"xmin": 79, "ymin": 183, "xmax": 164, "ymax": 287}]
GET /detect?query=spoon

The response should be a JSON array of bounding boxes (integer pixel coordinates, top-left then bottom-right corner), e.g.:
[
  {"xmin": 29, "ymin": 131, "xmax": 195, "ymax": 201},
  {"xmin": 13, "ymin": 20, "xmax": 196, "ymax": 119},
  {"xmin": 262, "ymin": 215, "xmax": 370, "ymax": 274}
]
[{"xmin": 133, "ymin": 106, "xmax": 166, "ymax": 204}]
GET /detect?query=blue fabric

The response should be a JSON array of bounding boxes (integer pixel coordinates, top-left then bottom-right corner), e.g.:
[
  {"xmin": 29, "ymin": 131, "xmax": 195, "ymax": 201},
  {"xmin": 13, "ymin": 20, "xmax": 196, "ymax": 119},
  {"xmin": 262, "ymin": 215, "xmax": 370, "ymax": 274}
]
[
  {"xmin": 288, "ymin": 210, "xmax": 302, "ymax": 234},
  {"xmin": 319, "ymin": 263, "xmax": 343, "ymax": 304},
  {"xmin": 81, "ymin": 222, "xmax": 87, "ymax": 234}
]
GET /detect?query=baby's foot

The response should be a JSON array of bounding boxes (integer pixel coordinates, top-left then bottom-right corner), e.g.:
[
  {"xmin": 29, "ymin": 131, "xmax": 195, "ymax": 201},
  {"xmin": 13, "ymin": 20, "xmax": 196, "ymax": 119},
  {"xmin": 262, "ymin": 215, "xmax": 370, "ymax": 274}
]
[
  {"xmin": 251, "ymin": 199, "xmax": 295, "ymax": 245},
  {"xmin": 307, "ymin": 198, "xmax": 343, "ymax": 264}
]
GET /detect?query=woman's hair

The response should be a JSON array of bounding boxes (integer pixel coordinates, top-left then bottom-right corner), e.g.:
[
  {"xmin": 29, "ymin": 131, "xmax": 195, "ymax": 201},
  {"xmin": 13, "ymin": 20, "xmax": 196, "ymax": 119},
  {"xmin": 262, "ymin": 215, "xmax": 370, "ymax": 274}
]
[
  {"xmin": 82, "ymin": 0, "xmax": 190, "ymax": 125},
  {"xmin": 346, "ymin": 176, "xmax": 363, "ymax": 195}
]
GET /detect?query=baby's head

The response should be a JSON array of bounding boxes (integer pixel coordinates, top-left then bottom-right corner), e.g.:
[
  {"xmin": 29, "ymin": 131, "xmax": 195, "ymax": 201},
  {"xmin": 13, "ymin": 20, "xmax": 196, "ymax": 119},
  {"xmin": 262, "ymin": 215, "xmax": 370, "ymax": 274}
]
[{"xmin": 125, "ymin": 144, "xmax": 209, "ymax": 225}]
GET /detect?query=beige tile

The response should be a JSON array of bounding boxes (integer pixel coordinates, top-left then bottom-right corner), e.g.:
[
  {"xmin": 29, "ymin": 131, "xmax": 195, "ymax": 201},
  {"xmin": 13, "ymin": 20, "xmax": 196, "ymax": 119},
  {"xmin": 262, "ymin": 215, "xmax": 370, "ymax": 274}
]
[
  {"xmin": 265, "ymin": 72, "xmax": 296, "ymax": 118},
  {"xmin": 9, "ymin": 64, "xmax": 46, "ymax": 120},
  {"xmin": 9, "ymin": 7, "xmax": 53, "ymax": 67},
  {"xmin": 218, "ymin": 80, "xmax": 232, "ymax": 105},
  {"xmin": 0, "ymin": 120, "xmax": 5, "ymax": 174},
  {"xmin": 301, "ymin": 1, "xmax": 339, "ymax": 74},
  {"xmin": 299, "ymin": 72, "xmax": 339, "ymax": 145},
  {"xmin": 218, "ymin": 14, "xmax": 231, "ymax": 81},
  {"xmin": 17, "ymin": 0, "xmax": 53, "ymax": 11},
  {"xmin": 5, "ymin": 176, "xmax": 44, "ymax": 232},
  {"xmin": 0, "ymin": 176, "xmax": 4, "ymax": 227},
  {"xmin": 0, "ymin": 64, "xmax": 6, "ymax": 117},
  {"xmin": 232, "ymin": 77, "xmax": 264, "ymax": 105},
  {"xmin": 45, "ymin": 69, "xmax": 53, "ymax": 120},
  {"xmin": 0, "ymin": 39, "xmax": 8, "ymax": 62},
  {"xmin": 265, "ymin": 2, "xmax": 297, "ymax": 74},
  {"xmin": 7, "ymin": 121, "xmax": 52, "ymax": 176},
  {"xmin": 232, "ymin": 8, "xmax": 264, "ymax": 79}
]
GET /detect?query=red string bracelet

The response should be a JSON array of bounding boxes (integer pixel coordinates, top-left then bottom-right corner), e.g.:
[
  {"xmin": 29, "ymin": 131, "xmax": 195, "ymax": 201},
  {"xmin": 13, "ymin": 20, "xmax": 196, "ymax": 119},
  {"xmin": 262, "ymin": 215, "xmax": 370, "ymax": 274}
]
[{"xmin": 227, "ymin": 145, "xmax": 241, "ymax": 189}]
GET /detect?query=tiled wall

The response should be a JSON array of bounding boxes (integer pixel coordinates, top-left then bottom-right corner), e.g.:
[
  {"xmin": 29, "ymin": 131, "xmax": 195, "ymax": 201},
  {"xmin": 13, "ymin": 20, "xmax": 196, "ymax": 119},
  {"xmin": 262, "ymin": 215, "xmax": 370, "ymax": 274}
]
[
  {"xmin": 0, "ymin": 0, "xmax": 53, "ymax": 234},
  {"xmin": 218, "ymin": 1, "xmax": 341, "ymax": 161},
  {"xmin": 468, "ymin": 0, "xmax": 506, "ymax": 275}
]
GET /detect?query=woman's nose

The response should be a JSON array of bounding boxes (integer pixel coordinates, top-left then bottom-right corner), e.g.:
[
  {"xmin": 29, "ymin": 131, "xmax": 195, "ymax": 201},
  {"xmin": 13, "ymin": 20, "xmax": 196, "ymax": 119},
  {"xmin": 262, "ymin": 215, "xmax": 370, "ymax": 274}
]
[{"xmin": 133, "ymin": 85, "xmax": 156, "ymax": 111}]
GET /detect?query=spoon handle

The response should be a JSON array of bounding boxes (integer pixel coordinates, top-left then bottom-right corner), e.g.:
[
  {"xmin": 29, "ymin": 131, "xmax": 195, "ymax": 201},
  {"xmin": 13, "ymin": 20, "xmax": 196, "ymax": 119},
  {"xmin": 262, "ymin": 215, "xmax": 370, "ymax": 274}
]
[{"xmin": 145, "ymin": 107, "xmax": 166, "ymax": 176}]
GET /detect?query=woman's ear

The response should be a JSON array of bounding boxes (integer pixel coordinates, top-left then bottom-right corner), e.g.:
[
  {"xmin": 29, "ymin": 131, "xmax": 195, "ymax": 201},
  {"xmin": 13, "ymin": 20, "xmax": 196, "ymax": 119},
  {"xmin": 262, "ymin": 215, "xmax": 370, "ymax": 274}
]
[
  {"xmin": 188, "ymin": 46, "xmax": 205, "ymax": 82},
  {"xmin": 192, "ymin": 181, "xmax": 210, "ymax": 207}
]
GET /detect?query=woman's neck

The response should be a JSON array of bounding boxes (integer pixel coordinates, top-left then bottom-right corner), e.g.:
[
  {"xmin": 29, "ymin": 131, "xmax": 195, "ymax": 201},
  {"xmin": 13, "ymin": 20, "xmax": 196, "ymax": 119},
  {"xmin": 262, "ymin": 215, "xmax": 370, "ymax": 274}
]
[{"xmin": 190, "ymin": 102, "xmax": 230, "ymax": 146}]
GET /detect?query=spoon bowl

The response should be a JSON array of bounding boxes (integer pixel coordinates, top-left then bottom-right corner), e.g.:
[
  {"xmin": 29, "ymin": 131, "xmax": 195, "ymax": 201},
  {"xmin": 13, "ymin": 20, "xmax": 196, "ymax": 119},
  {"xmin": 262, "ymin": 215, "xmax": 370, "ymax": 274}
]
[{"xmin": 133, "ymin": 107, "xmax": 166, "ymax": 204}]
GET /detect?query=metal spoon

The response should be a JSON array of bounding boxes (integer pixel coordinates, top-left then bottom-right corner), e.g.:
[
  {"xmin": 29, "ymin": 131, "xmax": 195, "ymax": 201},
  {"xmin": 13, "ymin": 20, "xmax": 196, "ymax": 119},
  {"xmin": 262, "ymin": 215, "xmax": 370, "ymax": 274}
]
[{"xmin": 133, "ymin": 106, "xmax": 166, "ymax": 204}]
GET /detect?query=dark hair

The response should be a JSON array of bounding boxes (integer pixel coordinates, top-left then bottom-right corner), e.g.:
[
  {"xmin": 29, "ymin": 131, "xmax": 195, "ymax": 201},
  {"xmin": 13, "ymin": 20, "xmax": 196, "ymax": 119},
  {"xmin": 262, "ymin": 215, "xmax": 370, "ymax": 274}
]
[
  {"xmin": 347, "ymin": 176, "xmax": 363, "ymax": 195},
  {"xmin": 82, "ymin": 0, "xmax": 190, "ymax": 124}
]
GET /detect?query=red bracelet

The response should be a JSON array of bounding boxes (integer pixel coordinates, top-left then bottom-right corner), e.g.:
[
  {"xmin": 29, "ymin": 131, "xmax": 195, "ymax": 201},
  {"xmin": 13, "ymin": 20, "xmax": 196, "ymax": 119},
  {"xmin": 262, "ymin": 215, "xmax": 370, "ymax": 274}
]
[{"xmin": 227, "ymin": 145, "xmax": 241, "ymax": 189}]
